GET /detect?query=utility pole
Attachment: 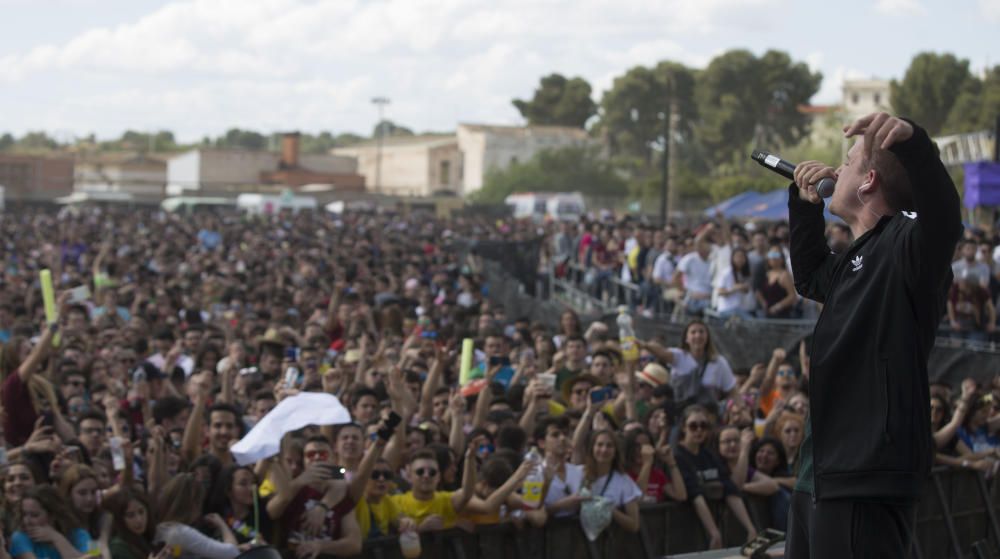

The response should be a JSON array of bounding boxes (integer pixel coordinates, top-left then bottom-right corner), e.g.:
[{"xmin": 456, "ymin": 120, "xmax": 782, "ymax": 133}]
[
  {"xmin": 371, "ymin": 97, "xmax": 390, "ymax": 194},
  {"xmin": 659, "ymin": 99, "xmax": 678, "ymax": 226}
]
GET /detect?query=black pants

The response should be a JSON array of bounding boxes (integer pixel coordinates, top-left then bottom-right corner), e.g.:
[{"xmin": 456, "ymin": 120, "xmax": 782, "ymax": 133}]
[{"xmin": 786, "ymin": 490, "xmax": 916, "ymax": 558}]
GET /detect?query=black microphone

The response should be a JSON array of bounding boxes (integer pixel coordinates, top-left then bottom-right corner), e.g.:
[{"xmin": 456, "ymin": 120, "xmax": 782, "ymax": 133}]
[{"xmin": 751, "ymin": 150, "xmax": 835, "ymax": 198}]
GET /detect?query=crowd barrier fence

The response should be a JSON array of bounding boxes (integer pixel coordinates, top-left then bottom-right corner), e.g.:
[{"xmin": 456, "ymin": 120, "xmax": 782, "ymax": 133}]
[{"xmin": 340, "ymin": 467, "xmax": 998, "ymax": 559}]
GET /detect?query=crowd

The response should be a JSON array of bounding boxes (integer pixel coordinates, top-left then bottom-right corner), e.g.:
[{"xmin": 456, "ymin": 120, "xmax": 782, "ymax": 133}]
[
  {"xmin": 0, "ymin": 204, "xmax": 995, "ymax": 559},
  {"xmin": 544, "ymin": 213, "xmax": 1000, "ymax": 339}
]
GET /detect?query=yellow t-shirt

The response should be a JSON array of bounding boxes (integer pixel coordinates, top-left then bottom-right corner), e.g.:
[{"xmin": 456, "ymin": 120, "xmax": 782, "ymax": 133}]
[
  {"xmin": 390, "ymin": 491, "xmax": 458, "ymax": 528},
  {"xmin": 356, "ymin": 495, "xmax": 401, "ymax": 539}
]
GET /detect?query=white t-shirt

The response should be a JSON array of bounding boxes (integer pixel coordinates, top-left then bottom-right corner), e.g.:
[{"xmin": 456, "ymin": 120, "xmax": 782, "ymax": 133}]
[
  {"xmin": 953, "ymin": 259, "xmax": 991, "ymax": 288},
  {"xmin": 545, "ymin": 462, "xmax": 585, "ymax": 517},
  {"xmin": 667, "ymin": 348, "xmax": 737, "ymax": 393},
  {"xmin": 713, "ymin": 269, "xmax": 754, "ymax": 313},
  {"xmin": 652, "ymin": 252, "xmax": 676, "ymax": 285},
  {"xmin": 676, "ymin": 252, "xmax": 712, "ymax": 296},
  {"xmin": 587, "ymin": 471, "xmax": 642, "ymax": 508}
]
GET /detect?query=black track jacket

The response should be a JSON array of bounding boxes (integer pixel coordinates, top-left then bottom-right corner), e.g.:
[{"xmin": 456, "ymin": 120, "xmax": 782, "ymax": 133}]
[{"xmin": 788, "ymin": 120, "xmax": 963, "ymax": 502}]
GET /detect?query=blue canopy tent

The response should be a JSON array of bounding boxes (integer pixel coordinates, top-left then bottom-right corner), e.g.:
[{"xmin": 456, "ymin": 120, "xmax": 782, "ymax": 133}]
[
  {"xmin": 964, "ymin": 162, "xmax": 1000, "ymax": 208},
  {"xmin": 707, "ymin": 188, "xmax": 838, "ymax": 221},
  {"xmin": 704, "ymin": 191, "xmax": 762, "ymax": 218}
]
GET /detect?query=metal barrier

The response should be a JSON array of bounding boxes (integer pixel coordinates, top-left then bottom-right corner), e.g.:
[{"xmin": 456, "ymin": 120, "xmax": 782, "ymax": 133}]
[{"xmin": 342, "ymin": 468, "xmax": 1000, "ymax": 559}]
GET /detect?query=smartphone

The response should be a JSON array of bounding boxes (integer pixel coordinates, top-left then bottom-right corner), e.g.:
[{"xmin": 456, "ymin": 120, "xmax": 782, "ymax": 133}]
[
  {"xmin": 378, "ymin": 411, "xmax": 403, "ymax": 441},
  {"xmin": 41, "ymin": 410, "xmax": 54, "ymax": 427},
  {"xmin": 68, "ymin": 285, "xmax": 90, "ymax": 303},
  {"xmin": 284, "ymin": 347, "xmax": 298, "ymax": 361},
  {"xmin": 321, "ymin": 464, "xmax": 346, "ymax": 480},
  {"xmin": 590, "ymin": 387, "xmax": 613, "ymax": 404},
  {"xmin": 420, "ymin": 330, "xmax": 438, "ymax": 340}
]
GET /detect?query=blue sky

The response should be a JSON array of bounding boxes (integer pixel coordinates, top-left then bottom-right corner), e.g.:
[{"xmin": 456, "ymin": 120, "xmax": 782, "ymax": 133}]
[{"xmin": 1, "ymin": 0, "xmax": 998, "ymax": 142}]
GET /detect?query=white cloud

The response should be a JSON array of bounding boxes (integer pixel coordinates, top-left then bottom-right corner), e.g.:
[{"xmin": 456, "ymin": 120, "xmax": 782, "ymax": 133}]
[
  {"xmin": 874, "ymin": 0, "xmax": 926, "ymax": 16},
  {"xmin": 980, "ymin": 0, "xmax": 1000, "ymax": 21}
]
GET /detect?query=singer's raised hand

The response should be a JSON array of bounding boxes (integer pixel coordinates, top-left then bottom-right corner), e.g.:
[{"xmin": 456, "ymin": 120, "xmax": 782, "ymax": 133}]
[
  {"xmin": 843, "ymin": 112, "xmax": 914, "ymax": 154},
  {"xmin": 792, "ymin": 161, "xmax": 833, "ymax": 205}
]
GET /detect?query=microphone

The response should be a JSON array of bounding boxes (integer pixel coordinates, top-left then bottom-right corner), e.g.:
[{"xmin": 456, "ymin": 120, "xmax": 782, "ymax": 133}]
[{"xmin": 751, "ymin": 150, "xmax": 835, "ymax": 198}]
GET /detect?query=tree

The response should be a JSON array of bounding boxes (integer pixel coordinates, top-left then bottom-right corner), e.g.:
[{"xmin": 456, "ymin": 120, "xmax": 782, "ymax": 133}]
[
  {"xmin": 472, "ymin": 146, "xmax": 627, "ymax": 204},
  {"xmin": 942, "ymin": 65, "xmax": 1000, "ymax": 134},
  {"xmin": 891, "ymin": 52, "xmax": 973, "ymax": 136},
  {"xmin": 695, "ymin": 49, "xmax": 821, "ymax": 165},
  {"xmin": 216, "ymin": 128, "xmax": 268, "ymax": 150},
  {"xmin": 372, "ymin": 120, "xmax": 413, "ymax": 138},
  {"xmin": 0, "ymin": 133, "xmax": 13, "ymax": 151},
  {"xmin": 16, "ymin": 132, "xmax": 60, "ymax": 151},
  {"xmin": 597, "ymin": 62, "xmax": 697, "ymax": 164},
  {"xmin": 512, "ymin": 74, "xmax": 597, "ymax": 128}
]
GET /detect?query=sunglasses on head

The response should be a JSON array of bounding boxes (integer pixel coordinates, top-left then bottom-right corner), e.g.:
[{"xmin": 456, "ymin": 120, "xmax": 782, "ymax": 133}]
[
  {"xmin": 414, "ymin": 467, "xmax": 438, "ymax": 478},
  {"xmin": 371, "ymin": 470, "xmax": 393, "ymax": 481},
  {"xmin": 686, "ymin": 421, "xmax": 710, "ymax": 431}
]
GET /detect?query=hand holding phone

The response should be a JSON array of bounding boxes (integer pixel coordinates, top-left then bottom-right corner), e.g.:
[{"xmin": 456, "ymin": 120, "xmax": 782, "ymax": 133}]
[{"xmin": 378, "ymin": 411, "xmax": 402, "ymax": 441}]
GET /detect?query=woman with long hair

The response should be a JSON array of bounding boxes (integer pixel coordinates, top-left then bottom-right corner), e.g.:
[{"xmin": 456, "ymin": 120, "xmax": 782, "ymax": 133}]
[
  {"xmin": 755, "ymin": 245, "xmax": 797, "ymax": 319},
  {"xmin": 8, "ymin": 485, "xmax": 95, "ymax": 559},
  {"xmin": 1, "ymin": 460, "xmax": 42, "ymax": 539},
  {"xmin": 581, "ymin": 430, "xmax": 641, "ymax": 533},
  {"xmin": 642, "ymin": 320, "xmax": 737, "ymax": 409},
  {"xmin": 207, "ymin": 465, "xmax": 269, "ymax": 545},
  {"xmin": 714, "ymin": 248, "xmax": 757, "ymax": 319},
  {"xmin": 749, "ymin": 438, "xmax": 793, "ymax": 531},
  {"xmin": 154, "ymin": 473, "xmax": 240, "ymax": 559},
  {"xmin": 2, "ymin": 325, "xmax": 72, "ymax": 448},
  {"xmin": 107, "ymin": 489, "xmax": 154, "ymax": 559},
  {"xmin": 674, "ymin": 406, "xmax": 757, "ymax": 550},
  {"xmin": 57, "ymin": 464, "xmax": 101, "ymax": 537},
  {"xmin": 553, "ymin": 310, "xmax": 582, "ymax": 350},
  {"xmin": 623, "ymin": 428, "xmax": 685, "ymax": 503},
  {"xmin": 774, "ymin": 412, "xmax": 805, "ymax": 471}
]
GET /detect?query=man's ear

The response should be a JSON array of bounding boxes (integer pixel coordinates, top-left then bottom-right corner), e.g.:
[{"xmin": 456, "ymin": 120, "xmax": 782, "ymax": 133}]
[{"xmin": 861, "ymin": 169, "xmax": 878, "ymax": 194}]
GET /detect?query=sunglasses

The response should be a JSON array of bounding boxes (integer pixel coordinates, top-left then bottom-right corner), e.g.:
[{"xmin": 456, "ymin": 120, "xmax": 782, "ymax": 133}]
[
  {"xmin": 414, "ymin": 467, "xmax": 438, "ymax": 478},
  {"xmin": 305, "ymin": 450, "xmax": 330, "ymax": 461},
  {"xmin": 371, "ymin": 471, "xmax": 393, "ymax": 481},
  {"xmin": 686, "ymin": 421, "xmax": 710, "ymax": 432},
  {"xmin": 776, "ymin": 369, "xmax": 796, "ymax": 378}
]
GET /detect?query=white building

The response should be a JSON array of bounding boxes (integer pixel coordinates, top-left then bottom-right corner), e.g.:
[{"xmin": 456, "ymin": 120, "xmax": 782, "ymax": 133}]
[
  {"xmin": 456, "ymin": 123, "xmax": 592, "ymax": 195},
  {"xmin": 167, "ymin": 136, "xmax": 360, "ymax": 196},
  {"xmin": 333, "ymin": 124, "xmax": 593, "ymax": 197},
  {"xmin": 841, "ymin": 79, "xmax": 891, "ymax": 121}
]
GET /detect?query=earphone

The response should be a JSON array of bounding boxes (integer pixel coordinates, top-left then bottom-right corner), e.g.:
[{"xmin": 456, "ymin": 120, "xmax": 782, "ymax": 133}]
[{"xmin": 856, "ymin": 181, "xmax": 884, "ymax": 220}]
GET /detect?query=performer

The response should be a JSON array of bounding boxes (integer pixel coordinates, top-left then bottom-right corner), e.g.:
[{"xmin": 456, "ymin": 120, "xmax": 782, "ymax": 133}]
[{"xmin": 784, "ymin": 112, "xmax": 962, "ymax": 557}]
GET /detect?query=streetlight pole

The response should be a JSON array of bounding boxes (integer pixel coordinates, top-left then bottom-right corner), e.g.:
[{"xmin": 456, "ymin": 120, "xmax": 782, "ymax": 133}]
[{"xmin": 371, "ymin": 97, "xmax": 390, "ymax": 194}]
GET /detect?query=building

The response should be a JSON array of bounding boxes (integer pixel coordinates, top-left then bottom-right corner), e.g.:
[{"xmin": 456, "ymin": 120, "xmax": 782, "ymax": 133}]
[
  {"xmin": 456, "ymin": 123, "xmax": 592, "ymax": 195},
  {"xmin": 841, "ymin": 79, "xmax": 891, "ymax": 122},
  {"xmin": 74, "ymin": 152, "xmax": 167, "ymax": 202},
  {"xmin": 331, "ymin": 134, "xmax": 461, "ymax": 197},
  {"xmin": 167, "ymin": 133, "xmax": 364, "ymax": 196},
  {"xmin": 0, "ymin": 154, "xmax": 74, "ymax": 202},
  {"xmin": 797, "ymin": 104, "xmax": 845, "ymax": 151},
  {"xmin": 332, "ymin": 123, "xmax": 593, "ymax": 197}
]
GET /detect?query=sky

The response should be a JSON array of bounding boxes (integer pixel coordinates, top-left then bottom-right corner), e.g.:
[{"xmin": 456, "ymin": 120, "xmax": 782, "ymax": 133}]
[{"xmin": 1, "ymin": 0, "xmax": 998, "ymax": 143}]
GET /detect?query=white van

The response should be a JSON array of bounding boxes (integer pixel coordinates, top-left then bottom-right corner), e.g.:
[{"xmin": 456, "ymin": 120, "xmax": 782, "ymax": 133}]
[
  {"xmin": 236, "ymin": 193, "xmax": 317, "ymax": 215},
  {"xmin": 505, "ymin": 192, "xmax": 585, "ymax": 222}
]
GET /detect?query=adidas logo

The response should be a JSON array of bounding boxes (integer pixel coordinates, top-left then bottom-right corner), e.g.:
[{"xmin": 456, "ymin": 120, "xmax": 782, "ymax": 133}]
[{"xmin": 851, "ymin": 255, "xmax": 863, "ymax": 272}]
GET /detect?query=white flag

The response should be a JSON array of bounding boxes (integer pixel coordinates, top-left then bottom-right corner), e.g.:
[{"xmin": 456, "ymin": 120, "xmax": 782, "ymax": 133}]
[{"xmin": 230, "ymin": 392, "xmax": 352, "ymax": 466}]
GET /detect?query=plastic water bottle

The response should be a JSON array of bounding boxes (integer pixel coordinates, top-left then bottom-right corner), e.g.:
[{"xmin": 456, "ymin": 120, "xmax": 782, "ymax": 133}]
[
  {"xmin": 617, "ymin": 306, "xmax": 638, "ymax": 362},
  {"xmin": 522, "ymin": 447, "xmax": 545, "ymax": 509}
]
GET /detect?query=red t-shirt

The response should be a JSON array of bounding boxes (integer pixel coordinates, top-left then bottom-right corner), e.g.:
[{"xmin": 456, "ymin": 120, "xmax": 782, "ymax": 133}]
[
  {"xmin": 628, "ymin": 466, "xmax": 670, "ymax": 502},
  {"xmin": 2, "ymin": 372, "xmax": 37, "ymax": 447}
]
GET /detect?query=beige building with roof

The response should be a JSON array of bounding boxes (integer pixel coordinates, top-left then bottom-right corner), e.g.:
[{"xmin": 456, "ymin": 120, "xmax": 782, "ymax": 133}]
[
  {"xmin": 332, "ymin": 124, "xmax": 592, "ymax": 197},
  {"xmin": 74, "ymin": 152, "xmax": 168, "ymax": 202},
  {"xmin": 331, "ymin": 135, "xmax": 460, "ymax": 197}
]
